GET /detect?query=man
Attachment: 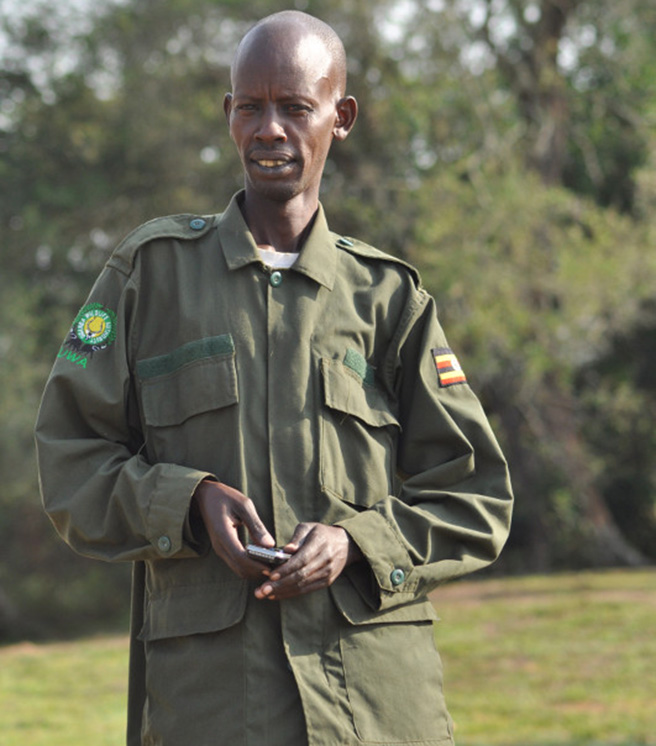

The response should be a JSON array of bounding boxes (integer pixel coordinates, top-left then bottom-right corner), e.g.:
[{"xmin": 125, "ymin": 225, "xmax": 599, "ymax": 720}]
[{"xmin": 36, "ymin": 10, "xmax": 513, "ymax": 746}]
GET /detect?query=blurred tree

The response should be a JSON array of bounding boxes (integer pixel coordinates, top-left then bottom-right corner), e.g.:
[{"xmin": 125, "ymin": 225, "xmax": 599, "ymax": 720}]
[{"xmin": 454, "ymin": 0, "xmax": 656, "ymax": 211}]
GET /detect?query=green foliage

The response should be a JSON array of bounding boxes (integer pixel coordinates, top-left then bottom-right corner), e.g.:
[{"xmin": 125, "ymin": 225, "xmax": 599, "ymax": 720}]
[
  {"xmin": 564, "ymin": 0, "xmax": 656, "ymax": 211},
  {"xmin": 578, "ymin": 303, "xmax": 656, "ymax": 560},
  {"xmin": 414, "ymin": 168, "xmax": 654, "ymax": 381}
]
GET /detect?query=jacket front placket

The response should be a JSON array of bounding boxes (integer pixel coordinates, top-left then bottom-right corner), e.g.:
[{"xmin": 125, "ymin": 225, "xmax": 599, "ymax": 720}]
[{"xmin": 218, "ymin": 198, "xmax": 348, "ymax": 744}]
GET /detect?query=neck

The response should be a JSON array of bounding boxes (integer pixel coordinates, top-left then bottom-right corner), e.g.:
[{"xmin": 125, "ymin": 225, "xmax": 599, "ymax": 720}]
[{"xmin": 240, "ymin": 190, "xmax": 319, "ymax": 253}]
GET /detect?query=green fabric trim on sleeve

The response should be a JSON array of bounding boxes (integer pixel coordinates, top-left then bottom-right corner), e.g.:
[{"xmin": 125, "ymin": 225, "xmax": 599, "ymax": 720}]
[{"xmin": 136, "ymin": 334, "xmax": 235, "ymax": 380}]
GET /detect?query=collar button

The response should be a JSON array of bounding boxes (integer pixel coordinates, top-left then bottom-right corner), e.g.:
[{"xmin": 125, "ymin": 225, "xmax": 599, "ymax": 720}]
[{"xmin": 270, "ymin": 270, "xmax": 283, "ymax": 287}]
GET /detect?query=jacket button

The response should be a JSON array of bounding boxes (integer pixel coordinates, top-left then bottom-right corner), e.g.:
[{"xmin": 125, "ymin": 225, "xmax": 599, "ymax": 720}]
[
  {"xmin": 270, "ymin": 271, "xmax": 283, "ymax": 287},
  {"xmin": 189, "ymin": 218, "xmax": 206, "ymax": 230},
  {"xmin": 390, "ymin": 568, "xmax": 405, "ymax": 586},
  {"xmin": 157, "ymin": 535, "xmax": 172, "ymax": 553}
]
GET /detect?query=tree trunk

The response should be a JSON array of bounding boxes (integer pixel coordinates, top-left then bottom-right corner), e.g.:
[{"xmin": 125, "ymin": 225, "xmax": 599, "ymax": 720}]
[{"xmin": 479, "ymin": 0, "xmax": 581, "ymax": 186}]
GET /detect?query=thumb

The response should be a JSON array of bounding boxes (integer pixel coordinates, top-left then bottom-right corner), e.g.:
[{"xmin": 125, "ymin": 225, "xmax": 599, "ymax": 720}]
[
  {"xmin": 283, "ymin": 522, "xmax": 316, "ymax": 552},
  {"xmin": 240, "ymin": 504, "xmax": 275, "ymax": 548}
]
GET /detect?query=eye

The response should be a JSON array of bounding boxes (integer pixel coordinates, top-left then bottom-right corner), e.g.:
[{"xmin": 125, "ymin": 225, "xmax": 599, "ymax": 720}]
[{"xmin": 286, "ymin": 103, "xmax": 312, "ymax": 114}]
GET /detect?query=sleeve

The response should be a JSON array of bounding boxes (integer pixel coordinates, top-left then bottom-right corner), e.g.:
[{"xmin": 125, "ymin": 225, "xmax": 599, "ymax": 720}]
[
  {"xmin": 335, "ymin": 287, "xmax": 513, "ymax": 611},
  {"xmin": 35, "ymin": 262, "xmax": 213, "ymax": 563}
]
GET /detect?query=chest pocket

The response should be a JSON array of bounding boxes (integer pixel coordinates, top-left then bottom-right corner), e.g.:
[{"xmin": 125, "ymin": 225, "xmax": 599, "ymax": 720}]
[
  {"xmin": 320, "ymin": 356, "xmax": 400, "ymax": 508},
  {"xmin": 137, "ymin": 334, "xmax": 240, "ymax": 474}
]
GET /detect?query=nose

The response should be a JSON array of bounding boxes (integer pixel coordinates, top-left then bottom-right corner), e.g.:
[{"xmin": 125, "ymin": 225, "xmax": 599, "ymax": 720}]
[{"xmin": 255, "ymin": 105, "xmax": 287, "ymax": 143}]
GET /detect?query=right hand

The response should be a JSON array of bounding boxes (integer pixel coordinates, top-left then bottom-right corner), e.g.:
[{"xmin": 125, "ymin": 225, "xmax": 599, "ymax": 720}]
[{"xmin": 192, "ymin": 480, "xmax": 275, "ymax": 579}]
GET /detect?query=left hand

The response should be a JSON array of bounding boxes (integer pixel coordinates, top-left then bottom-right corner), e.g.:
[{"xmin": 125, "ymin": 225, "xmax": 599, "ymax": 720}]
[{"xmin": 253, "ymin": 523, "xmax": 361, "ymax": 601}]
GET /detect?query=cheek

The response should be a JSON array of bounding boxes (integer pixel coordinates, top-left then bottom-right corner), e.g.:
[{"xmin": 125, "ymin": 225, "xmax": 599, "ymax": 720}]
[
  {"xmin": 229, "ymin": 119, "xmax": 250, "ymax": 145},
  {"xmin": 307, "ymin": 125, "xmax": 335, "ymax": 158},
  {"xmin": 314, "ymin": 134, "xmax": 334, "ymax": 162}
]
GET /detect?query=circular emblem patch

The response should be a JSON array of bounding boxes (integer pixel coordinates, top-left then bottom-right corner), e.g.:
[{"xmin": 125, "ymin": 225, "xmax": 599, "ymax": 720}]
[{"xmin": 72, "ymin": 303, "xmax": 117, "ymax": 349}]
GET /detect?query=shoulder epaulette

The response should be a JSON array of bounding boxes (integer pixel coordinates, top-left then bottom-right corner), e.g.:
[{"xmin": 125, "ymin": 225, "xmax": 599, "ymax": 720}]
[
  {"xmin": 107, "ymin": 214, "xmax": 216, "ymax": 274},
  {"xmin": 333, "ymin": 233, "xmax": 423, "ymax": 288}
]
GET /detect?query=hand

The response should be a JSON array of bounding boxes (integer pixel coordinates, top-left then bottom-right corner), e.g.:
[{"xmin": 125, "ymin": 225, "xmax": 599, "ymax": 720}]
[
  {"xmin": 254, "ymin": 523, "xmax": 361, "ymax": 601},
  {"xmin": 192, "ymin": 480, "xmax": 274, "ymax": 580}
]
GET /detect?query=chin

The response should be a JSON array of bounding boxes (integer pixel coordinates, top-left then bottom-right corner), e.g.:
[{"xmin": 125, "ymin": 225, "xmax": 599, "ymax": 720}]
[{"xmin": 249, "ymin": 179, "xmax": 304, "ymax": 203}]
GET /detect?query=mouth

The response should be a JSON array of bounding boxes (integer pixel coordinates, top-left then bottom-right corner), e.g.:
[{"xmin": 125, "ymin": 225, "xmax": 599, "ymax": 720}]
[
  {"xmin": 249, "ymin": 151, "xmax": 296, "ymax": 173},
  {"xmin": 254, "ymin": 158, "xmax": 290, "ymax": 168}
]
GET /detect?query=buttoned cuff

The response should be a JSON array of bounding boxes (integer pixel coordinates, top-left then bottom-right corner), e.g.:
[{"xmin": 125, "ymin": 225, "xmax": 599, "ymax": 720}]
[
  {"xmin": 147, "ymin": 465, "xmax": 215, "ymax": 558},
  {"xmin": 335, "ymin": 510, "xmax": 417, "ymax": 611}
]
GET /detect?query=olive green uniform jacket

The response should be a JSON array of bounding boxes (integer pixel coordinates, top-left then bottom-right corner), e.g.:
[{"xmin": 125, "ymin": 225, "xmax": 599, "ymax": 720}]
[{"xmin": 36, "ymin": 193, "xmax": 513, "ymax": 746}]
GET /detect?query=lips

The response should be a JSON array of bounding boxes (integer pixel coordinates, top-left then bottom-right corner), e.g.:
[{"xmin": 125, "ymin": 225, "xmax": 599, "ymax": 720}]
[
  {"xmin": 256, "ymin": 159, "xmax": 289, "ymax": 168},
  {"xmin": 248, "ymin": 150, "xmax": 296, "ymax": 170}
]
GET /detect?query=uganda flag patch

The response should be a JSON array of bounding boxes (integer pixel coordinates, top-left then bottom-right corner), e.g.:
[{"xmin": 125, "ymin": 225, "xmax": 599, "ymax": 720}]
[{"xmin": 432, "ymin": 347, "xmax": 467, "ymax": 388}]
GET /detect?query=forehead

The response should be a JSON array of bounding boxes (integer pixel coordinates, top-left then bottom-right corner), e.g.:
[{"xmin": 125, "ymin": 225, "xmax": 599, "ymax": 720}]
[{"xmin": 232, "ymin": 31, "xmax": 336, "ymax": 98}]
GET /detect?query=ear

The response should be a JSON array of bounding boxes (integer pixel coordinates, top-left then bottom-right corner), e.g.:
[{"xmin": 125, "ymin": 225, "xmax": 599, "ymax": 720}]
[
  {"xmin": 223, "ymin": 93, "xmax": 233, "ymax": 126},
  {"xmin": 333, "ymin": 96, "xmax": 358, "ymax": 141}
]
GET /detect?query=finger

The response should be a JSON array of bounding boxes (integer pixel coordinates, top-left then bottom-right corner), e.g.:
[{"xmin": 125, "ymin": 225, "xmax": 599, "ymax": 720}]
[
  {"xmin": 254, "ymin": 580, "xmax": 276, "ymax": 599},
  {"xmin": 259, "ymin": 574, "xmax": 330, "ymax": 601},
  {"xmin": 213, "ymin": 537, "xmax": 267, "ymax": 579},
  {"xmin": 209, "ymin": 514, "xmax": 271, "ymax": 578},
  {"xmin": 255, "ymin": 525, "xmax": 350, "ymax": 598},
  {"xmin": 199, "ymin": 481, "xmax": 275, "ymax": 548},
  {"xmin": 282, "ymin": 522, "xmax": 317, "ymax": 552},
  {"xmin": 261, "ymin": 556, "xmax": 332, "ymax": 598},
  {"xmin": 268, "ymin": 548, "xmax": 324, "ymax": 582},
  {"xmin": 240, "ymin": 506, "xmax": 275, "ymax": 548},
  {"xmin": 272, "ymin": 525, "xmax": 333, "ymax": 581}
]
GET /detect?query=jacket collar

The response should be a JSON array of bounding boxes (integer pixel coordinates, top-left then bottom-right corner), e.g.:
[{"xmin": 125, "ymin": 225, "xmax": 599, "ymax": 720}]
[{"xmin": 216, "ymin": 191, "xmax": 337, "ymax": 291}]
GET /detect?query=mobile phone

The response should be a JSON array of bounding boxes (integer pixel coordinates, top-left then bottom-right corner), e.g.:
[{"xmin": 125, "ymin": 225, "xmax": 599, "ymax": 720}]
[{"xmin": 246, "ymin": 544, "xmax": 291, "ymax": 566}]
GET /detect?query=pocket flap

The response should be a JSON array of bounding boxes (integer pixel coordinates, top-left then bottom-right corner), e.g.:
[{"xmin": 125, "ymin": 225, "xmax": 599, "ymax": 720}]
[
  {"xmin": 138, "ymin": 580, "xmax": 247, "ymax": 641},
  {"xmin": 330, "ymin": 575, "xmax": 439, "ymax": 625},
  {"xmin": 139, "ymin": 341, "xmax": 238, "ymax": 427},
  {"xmin": 322, "ymin": 359, "xmax": 399, "ymax": 429}
]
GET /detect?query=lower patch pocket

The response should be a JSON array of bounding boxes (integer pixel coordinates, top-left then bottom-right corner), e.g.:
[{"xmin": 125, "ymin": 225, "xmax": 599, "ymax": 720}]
[
  {"xmin": 340, "ymin": 621, "xmax": 453, "ymax": 744},
  {"xmin": 142, "ymin": 620, "xmax": 245, "ymax": 745}
]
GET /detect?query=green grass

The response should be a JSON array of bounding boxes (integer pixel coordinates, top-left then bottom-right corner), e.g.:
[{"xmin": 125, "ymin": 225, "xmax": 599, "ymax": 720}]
[
  {"xmin": 433, "ymin": 569, "xmax": 656, "ymax": 745},
  {"xmin": 0, "ymin": 569, "xmax": 654, "ymax": 745},
  {"xmin": 0, "ymin": 636, "xmax": 128, "ymax": 746}
]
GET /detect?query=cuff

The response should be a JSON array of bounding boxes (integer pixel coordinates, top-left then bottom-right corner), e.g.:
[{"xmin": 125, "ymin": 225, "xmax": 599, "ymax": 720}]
[
  {"xmin": 146, "ymin": 464, "xmax": 215, "ymax": 558},
  {"xmin": 335, "ymin": 510, "xmax": 418, "ymax": 611}
]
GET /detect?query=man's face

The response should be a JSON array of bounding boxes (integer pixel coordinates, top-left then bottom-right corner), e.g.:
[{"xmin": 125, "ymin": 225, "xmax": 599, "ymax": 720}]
[{"xmin": 225, "ymin": 33, "xmax": 343, "ymax": 205}]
